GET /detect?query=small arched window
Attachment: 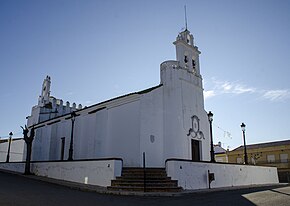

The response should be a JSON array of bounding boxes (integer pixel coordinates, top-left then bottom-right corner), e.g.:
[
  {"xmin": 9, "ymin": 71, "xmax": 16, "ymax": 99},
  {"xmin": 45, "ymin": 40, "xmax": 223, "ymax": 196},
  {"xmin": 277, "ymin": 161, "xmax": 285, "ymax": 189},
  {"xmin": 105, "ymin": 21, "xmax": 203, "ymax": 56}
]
[
  {"xmin": 192, "ymin": 59, "xmax": 196, "ymax": 69},
  {"xmin": 184, "ymin": 55, "xmax": 188, "ymax": 63}
]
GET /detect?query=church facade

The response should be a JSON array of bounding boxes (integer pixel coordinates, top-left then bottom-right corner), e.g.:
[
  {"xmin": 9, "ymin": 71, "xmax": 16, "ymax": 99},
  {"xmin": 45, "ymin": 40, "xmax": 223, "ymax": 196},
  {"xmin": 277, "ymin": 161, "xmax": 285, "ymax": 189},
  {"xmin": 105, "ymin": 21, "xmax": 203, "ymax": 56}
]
[{"xmin": 27, "ymin": 29, "xmax": 210, "ymax": 167}]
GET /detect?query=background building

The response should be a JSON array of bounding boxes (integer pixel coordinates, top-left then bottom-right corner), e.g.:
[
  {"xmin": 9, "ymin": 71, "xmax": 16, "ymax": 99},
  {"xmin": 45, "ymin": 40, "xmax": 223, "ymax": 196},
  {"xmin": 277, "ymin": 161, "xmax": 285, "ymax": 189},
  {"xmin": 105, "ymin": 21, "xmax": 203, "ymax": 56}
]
[
  {"xmin": 214, "ymin": 142, "xmax": 228, "ymax": 163},
  {"xmin": 0, "ymin": 138, "xmax": 24, "ymax": 162},
  {"xmin": 227, "ymin": 140, "xmax": 290, "ymax": 182}
]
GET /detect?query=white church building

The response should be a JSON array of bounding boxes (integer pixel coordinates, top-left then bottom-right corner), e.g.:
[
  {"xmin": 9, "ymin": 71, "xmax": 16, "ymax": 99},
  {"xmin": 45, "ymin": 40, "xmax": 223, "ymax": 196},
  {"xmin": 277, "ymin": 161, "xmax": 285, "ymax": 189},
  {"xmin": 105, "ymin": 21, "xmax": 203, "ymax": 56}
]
[
  {"xmin": 0, "ymin": 29, "xmax": 278, "ymax": 190},
  {"xmin": 27, "ymin": 29, "xmax": 210, "ymax": 167}
]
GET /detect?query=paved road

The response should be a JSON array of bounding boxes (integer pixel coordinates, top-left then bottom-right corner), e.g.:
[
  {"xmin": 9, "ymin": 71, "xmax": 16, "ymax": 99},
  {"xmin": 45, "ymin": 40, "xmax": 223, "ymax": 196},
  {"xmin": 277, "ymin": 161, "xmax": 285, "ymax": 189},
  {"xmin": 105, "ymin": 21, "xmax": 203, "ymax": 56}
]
[{"xmin": 0, "ymin": 171, "xmax": 289, "ymax": 206}]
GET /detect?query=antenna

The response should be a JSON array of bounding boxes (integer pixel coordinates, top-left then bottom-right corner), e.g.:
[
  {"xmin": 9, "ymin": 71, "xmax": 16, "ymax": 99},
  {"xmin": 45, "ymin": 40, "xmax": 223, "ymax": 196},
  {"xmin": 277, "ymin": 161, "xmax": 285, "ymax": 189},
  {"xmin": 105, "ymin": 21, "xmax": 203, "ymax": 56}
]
[{"xmin": 184, "ymin": 5, "xmax": 188, "ymax": 30}]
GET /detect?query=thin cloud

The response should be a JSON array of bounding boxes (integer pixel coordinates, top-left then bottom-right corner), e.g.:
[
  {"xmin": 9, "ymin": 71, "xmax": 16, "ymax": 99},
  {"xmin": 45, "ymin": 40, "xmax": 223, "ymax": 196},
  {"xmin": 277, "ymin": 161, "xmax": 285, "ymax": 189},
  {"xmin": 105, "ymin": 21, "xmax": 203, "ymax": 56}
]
[
  {"xmin": 205, "ymin": 78, "xmax": 289, "ymax": 102},
  {"xmin": 221, "ymin": 82, "xmax": 233, "ymax": 91},
  {"xmin": 262, "ymin": 90, "xmax": 290, "ymax": 101},
  {"xmin": 211, "ymin": 79, "xmax": 256, "ymax": 95},
  {"xmin": 232, "ymin": 84, "xmax": 256, "ymax": 94},
  {"xmin": 204, "ymin": 90, "xmax": 216, "ymax": 99}
]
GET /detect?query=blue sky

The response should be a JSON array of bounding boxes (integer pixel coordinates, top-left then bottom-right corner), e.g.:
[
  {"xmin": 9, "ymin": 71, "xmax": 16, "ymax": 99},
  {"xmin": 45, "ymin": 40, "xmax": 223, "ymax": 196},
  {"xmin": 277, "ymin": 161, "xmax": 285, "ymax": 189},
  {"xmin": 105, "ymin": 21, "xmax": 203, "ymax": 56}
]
[{"xmin": 0, "ymin": 0, "xmax": 289, "ymax": 150}]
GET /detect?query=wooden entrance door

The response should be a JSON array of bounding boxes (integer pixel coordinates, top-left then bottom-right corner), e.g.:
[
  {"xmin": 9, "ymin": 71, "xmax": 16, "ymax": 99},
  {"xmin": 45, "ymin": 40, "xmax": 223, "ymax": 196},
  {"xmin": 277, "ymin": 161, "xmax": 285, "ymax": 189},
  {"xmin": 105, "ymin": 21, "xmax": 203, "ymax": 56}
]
[{"xmin": 191, "ymin": 139, "xmax": 200, "ymax": 161}]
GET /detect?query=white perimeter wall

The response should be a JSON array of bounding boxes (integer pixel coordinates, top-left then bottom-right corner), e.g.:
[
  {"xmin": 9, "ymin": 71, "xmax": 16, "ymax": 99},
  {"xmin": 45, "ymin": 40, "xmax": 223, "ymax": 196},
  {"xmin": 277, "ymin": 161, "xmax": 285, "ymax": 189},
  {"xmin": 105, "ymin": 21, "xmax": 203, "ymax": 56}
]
[
  {"xmin": 0, "ymin": 162, "xmax": 25, "ymax": 173},
  {"xmin": 166, "ymin": 160, "xmax": 279, "ymax": 190},
  {"xmin": 0, "ymin": 159, "xmax": 122, "ymax": 187},
  {"xmin": 0, "ymin": 140, "xmax": 25, "ymax": 162}
]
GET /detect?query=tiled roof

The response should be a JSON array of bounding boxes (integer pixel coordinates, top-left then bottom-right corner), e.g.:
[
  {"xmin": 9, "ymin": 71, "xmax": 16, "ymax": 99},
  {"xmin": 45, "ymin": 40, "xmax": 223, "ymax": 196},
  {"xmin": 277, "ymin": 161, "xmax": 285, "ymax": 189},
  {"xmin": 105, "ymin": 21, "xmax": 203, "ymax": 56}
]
[
  {"xmin": 214, "ymin": 145, "xmax": 227, "ymax": 154},
  {"xmin": 232, "ymin": 139, "xmax": 290, "ymax": 151}
]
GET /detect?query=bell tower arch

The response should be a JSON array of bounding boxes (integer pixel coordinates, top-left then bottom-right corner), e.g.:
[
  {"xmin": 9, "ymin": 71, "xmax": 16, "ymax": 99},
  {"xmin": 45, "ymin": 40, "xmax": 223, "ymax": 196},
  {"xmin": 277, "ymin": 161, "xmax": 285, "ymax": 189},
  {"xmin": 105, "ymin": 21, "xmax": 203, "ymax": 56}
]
[{"xmin": 173, "ymin": 29, "xmax": 201, "ymax": 76}]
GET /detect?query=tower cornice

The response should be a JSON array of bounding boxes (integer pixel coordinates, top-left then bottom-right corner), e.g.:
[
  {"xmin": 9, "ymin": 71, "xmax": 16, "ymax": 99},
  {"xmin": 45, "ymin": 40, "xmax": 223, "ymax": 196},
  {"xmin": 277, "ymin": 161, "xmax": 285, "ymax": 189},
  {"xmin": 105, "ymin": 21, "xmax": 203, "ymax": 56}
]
[{"xmin": 173, "ymin": 39, "xmax": 201, "ymax": 54}]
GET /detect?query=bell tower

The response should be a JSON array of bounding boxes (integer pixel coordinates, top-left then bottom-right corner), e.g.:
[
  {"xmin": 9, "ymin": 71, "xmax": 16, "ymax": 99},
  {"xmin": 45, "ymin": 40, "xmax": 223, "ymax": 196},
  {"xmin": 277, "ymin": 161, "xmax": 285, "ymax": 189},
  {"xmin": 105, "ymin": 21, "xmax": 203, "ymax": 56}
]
[
  {"xmin": 160, "ymin": 28, "xmax": 209, "ymax": 162},
  {"xmin": 173, "ymin": 29, "xmax": 201, "ymax": 76},
  {"xmin": 38, "ymin": 75, "xmax": 51, "ymax": 106}
]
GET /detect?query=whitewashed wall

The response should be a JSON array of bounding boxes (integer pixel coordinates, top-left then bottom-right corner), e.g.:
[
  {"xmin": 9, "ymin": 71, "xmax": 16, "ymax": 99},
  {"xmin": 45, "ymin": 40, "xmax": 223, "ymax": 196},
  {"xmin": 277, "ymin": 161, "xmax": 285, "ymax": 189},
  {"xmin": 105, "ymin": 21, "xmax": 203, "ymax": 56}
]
[
  {"xmin": 31, "ymin": 97, "xmax": 142, "ymax": 167},
  {"xmin": 162, "ymin": 66, "xmax": 185, "ymax": 161},
  {"xmin": 0, "ymin": 139, "xmax": 25, "ymax": 162},
  {"xmin": 30, "ymin": 68, "xmax": 212, "ymax": 167},
  {"xmin": 0, "ymin": 159, "xmax": 122, "ymax": 187},
  {"xmin": 140, "ymin": 87, "xmax": 164, "ymax": 167},
  {"xmin": 166, "ymin": 160, "xmax": 279, "ymax": 190},
  {"xmin": 49, "ymin": 124, "xmax": 58, "ymax": 159},
  {"xmin": 31, "ymin": 126, "xmax": 50, "ymax": 161},
  {"xmin": 27, "ymin": 30, "xmax": 214, "ymax": 168},
  {"xmin": 0, "ymin": 162, "xmax": 25, "ymax": 173},
  {"xmin": 106, "ymin": 100, "xmax": 140, "ymax": 166},
  {"xmin": 181, "ymin": 78, "xmax": 210, "ymax": 162},
  {"xmin": 33, "ymin": 159, "xmax": 122, "ymax": 186},
  {"xmin": 161, "ymin": 62, "xmax": 210, "ymax": 162},
  {"xmin": 57, "ymin": 120, "xmax": 71, "ymax": 160},
  {"xmin": 74, "ymin": 111, "xmax": 105, "ymax": 160}
]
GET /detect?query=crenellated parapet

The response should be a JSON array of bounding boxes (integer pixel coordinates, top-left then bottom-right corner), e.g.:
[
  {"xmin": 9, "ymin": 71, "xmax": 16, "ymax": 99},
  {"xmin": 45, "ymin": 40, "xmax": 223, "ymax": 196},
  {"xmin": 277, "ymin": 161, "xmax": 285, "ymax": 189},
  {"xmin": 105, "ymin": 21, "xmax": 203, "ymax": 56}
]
[{"xmin": 27, "ymin": 76, "xmax": 83, "ymax": 126}]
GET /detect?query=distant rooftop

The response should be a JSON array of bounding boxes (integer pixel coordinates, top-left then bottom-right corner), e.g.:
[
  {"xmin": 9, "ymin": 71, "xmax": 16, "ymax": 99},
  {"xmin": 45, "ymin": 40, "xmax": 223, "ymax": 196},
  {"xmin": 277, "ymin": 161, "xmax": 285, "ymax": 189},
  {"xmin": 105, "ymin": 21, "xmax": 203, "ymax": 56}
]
[
  {"xmin": 232, "ymin": 139, "xmax": 290, "ymax": 151},
  {"xmin": 214, "ymin": 142, "xmax": 227, "ymax": 154}
]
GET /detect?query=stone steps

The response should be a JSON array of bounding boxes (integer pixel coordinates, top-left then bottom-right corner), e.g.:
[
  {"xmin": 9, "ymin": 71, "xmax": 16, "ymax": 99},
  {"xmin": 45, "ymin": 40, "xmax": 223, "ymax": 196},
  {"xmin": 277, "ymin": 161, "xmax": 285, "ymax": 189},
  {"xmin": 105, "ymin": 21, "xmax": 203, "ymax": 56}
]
[
  {"xmin": 111, "ymin": 180, "xmax": 178, "ymax": 187},
  {"xmin": 116, "ymin": 176, "xmax": 171, "ymax": 180},
  {"xmin": 108, "ymin": 167, "xmax": 182, "ymax": 192},
  {"xmin": 107, "ymin": 186, "xmax": 182, "ymax": 192}
]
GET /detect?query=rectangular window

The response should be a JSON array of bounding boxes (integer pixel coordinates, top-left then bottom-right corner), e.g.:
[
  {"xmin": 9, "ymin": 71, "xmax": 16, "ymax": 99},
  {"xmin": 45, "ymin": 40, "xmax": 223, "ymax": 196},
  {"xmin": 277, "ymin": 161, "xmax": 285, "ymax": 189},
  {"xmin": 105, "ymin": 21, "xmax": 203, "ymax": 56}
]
[
  {"xmin": 237, "ymin": 157, "xmax": 243, "ymax": 164},
  {"xmin": 280, "ymin": 154, "xmax": 288, "ymax": 163},
  {"xmin": 60, "ymin": 137, "xmax": 65, "ymax": 161},
  {"xmin": 267, "ymin": 154, "xmax": 275, "ymax": 163}
]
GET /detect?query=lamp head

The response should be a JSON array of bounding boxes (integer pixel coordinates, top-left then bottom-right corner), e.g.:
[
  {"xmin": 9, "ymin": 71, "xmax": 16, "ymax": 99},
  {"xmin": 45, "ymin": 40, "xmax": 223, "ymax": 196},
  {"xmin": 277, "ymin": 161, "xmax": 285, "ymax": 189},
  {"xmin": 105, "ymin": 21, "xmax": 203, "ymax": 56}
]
[
  {"xmin": 71, "ymin": 111, "xmax": 76, "ymax": 121},
  {"xmin": 241, "ymin": 123, "xmax": 246, "ymax": 132},
  {"xmin": 208, "ymin": 111, "xmax": 213, "ymax": 122}
]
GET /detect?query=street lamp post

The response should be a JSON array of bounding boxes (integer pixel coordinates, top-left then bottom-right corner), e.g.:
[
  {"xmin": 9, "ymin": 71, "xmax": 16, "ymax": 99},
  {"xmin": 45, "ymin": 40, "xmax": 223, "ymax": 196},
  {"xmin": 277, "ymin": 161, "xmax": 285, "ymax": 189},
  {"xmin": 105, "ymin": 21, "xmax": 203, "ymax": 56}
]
[
  {"xmin": 208, "ymin": 111, "xmax": 215, "ymax": 163},
  {"xmin": 6, "ymin": 132, "xmax": 13, "ymax": 163},
  {"xmin": 241, "ymin": 123, "xmax": 248, "ymax": 165},
  {"xmin": 68, "ymin": 111, "xmax": 76, "ymax": 161}
]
